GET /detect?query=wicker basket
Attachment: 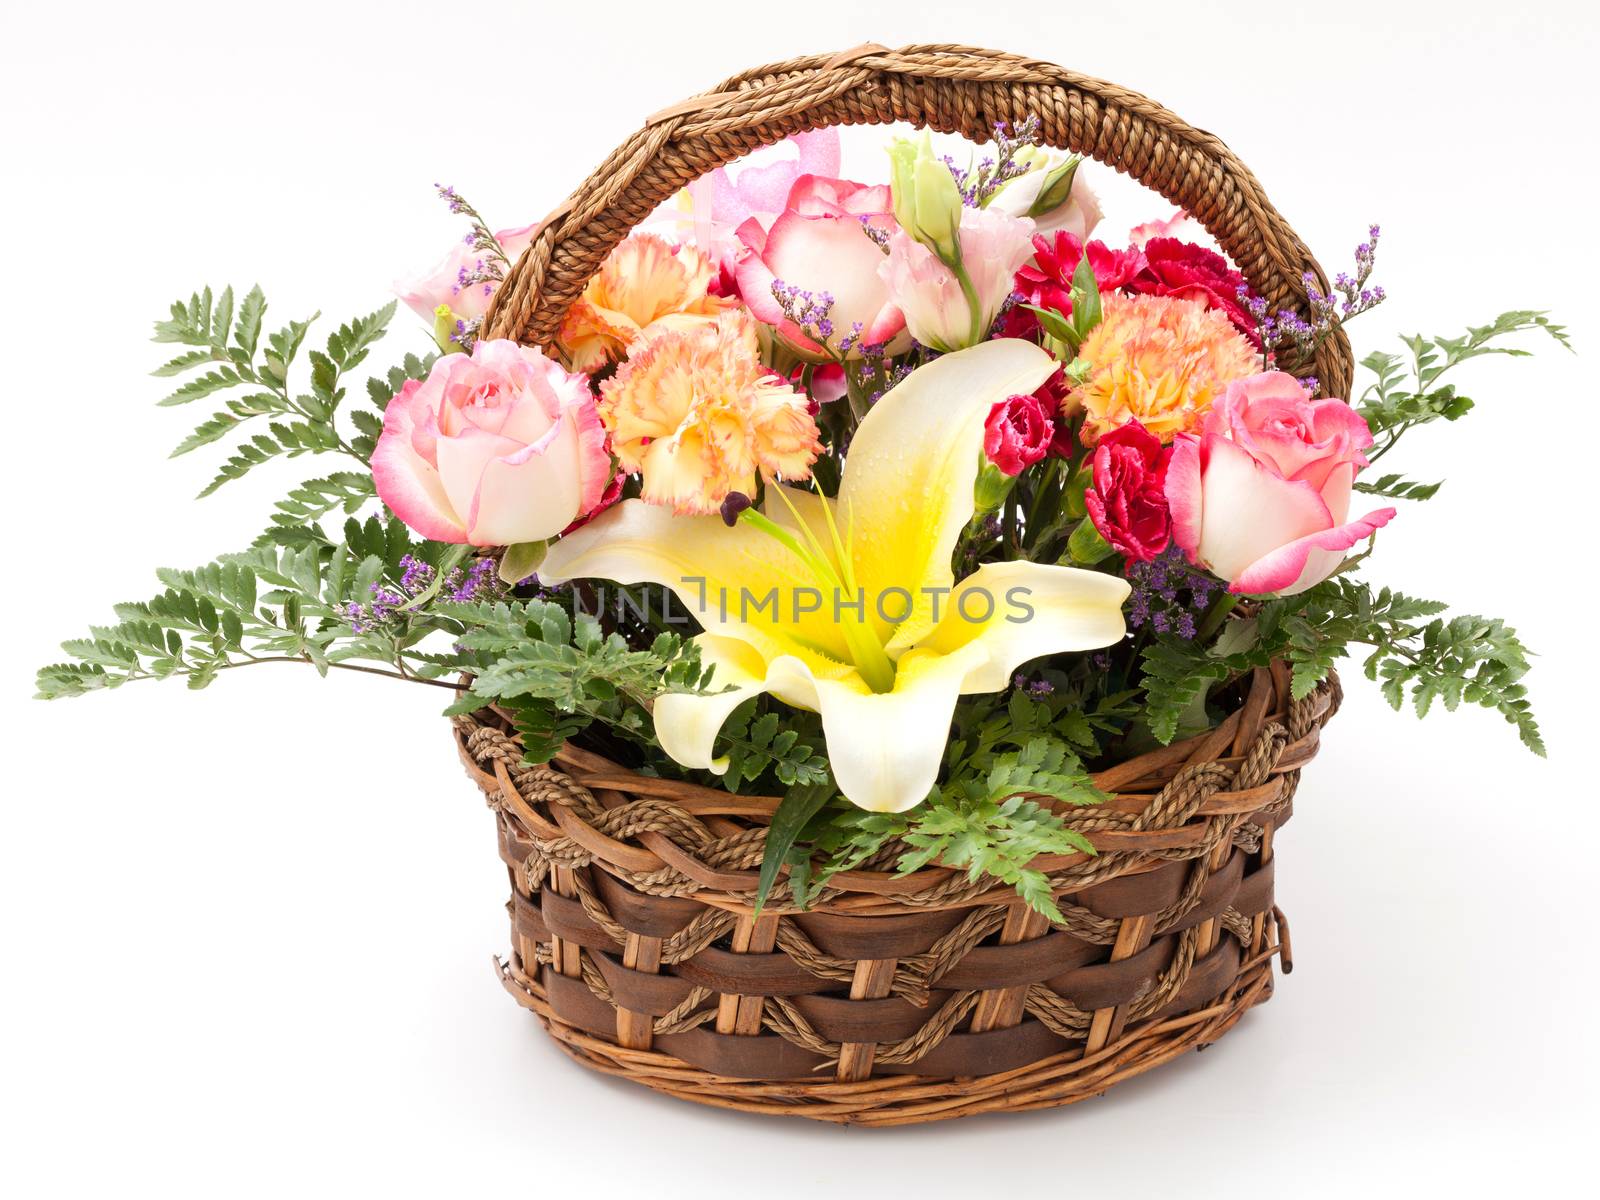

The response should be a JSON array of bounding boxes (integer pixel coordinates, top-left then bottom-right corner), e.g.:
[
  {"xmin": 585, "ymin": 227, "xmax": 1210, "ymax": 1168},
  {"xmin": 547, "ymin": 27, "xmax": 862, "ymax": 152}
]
[{"xmin": 458, "ymin": 44, "xmax": 1352, "ymax": 1125}]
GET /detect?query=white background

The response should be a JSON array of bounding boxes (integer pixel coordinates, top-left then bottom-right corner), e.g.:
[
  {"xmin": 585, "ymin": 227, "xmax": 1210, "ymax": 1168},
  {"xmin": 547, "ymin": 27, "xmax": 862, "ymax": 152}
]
[{"xmin": 3, "ymin": 1, "xmax": 1597, "ymax": 1195}]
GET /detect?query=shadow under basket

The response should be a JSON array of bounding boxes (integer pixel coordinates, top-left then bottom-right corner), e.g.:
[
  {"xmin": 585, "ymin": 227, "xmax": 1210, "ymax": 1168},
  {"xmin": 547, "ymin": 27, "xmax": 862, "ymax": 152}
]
[
  {"xmin": 454, "ymin": 44, "xmax": 1354, "ymax": 1125},
  {"xmin": 453, "ymin": 662, "xmax": 1336, "ymax": 1126}
]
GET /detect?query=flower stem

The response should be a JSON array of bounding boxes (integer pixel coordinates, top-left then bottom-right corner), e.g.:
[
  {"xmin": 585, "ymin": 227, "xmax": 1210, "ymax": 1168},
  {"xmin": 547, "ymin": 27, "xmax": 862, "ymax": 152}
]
[
  {"xmin": 1194, "ymin": 592, "xmax": 1240, "ymax": 642},
  {"xmin": 954, "ymin": 262, "xmax": 985, "ymax": 348}
]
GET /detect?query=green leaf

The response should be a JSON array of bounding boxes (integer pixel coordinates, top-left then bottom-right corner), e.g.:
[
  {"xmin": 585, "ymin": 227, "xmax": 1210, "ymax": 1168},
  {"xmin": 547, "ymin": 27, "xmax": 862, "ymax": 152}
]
[
  {"xmin": 1067, "ymin": 250, "xmax": 1102, "ymax": 343},
  {"xmin": 498, "ymin": 541, "xmax": 547, "ymax": 586},
  {"xmin": 156, "ymin": 367, "xmax": 243, "ymax": 407},
  {"xmin": 1138, "ymin": 641, "xmax": 1230, "ymax": 744},
  {"xmin": 754, "ymin": 782, "xmax": 836, "ymax": 915},
  {"xmin": 1065, "ymin": 517, "xmax": 1115, "ymax": 565},
  {"xmin": 234, "ymin": 285, "xmax": 267, "ymax": 358},
  {"xmin": 1355, "ymin": 473, "xmax": 1443, "ymax": 501},
  {"xmin": 1020, "ymin": 303, "xmax": 1076, "ymax": 345}
]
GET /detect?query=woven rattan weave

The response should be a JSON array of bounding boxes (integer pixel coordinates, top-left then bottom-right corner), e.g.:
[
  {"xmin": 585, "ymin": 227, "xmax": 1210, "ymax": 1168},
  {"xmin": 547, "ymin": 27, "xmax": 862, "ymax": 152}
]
[
  {"xmin": 463, "ymin": 45, "xmax": 1347, "ymax": 1123},
  {"xmin": 456, "ymin": 662, "xmax": 1336, "ymax": 1123}
]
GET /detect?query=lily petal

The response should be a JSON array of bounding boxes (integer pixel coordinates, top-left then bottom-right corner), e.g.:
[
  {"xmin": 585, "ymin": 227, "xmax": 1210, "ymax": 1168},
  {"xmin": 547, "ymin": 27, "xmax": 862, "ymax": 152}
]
[
  {"xmin": 839, "ymin": 338, "xmax": 1059, "ymax": 655},
  {"xmin": 539, "ymin": 498, "xmax": 856, "ymax": 671},
  {"xmin": 653, "ymin": 635, "xmax": 772, "ymax": 774},
  {"xmin": 919, "ymin": 560, "xmax": 1131, "ymax": 692},
  {"xmin": 767, "ymin": 651, "xmax": 973, "ymax": 814}
]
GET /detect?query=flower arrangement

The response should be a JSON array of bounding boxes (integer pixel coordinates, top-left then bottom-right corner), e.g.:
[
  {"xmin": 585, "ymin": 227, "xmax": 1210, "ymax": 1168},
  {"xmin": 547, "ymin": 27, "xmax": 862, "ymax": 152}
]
[{"xmin": 37, "ymin": 118, "xmax": 1566, "ymax": 923}]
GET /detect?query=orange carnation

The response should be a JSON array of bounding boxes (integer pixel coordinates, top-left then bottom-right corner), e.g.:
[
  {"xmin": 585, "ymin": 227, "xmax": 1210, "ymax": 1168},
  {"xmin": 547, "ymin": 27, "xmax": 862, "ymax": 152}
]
[
  {"xmin": 598, "ymin": 310, "xmax": 820, "ymax": 514},
  {"xmin": 1071, "ymin": 293, "xmax": 1257, "ymax": 443},
  {"xmin": 557, "ymin": 233, "xmax": 730, "ymax": 372}
]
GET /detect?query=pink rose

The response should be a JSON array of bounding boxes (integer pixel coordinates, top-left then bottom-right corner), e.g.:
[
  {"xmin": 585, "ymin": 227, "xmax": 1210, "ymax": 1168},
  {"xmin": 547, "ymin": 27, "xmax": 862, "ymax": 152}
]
[
  {"xmin": 395, "ymin": 224, "xmax": 537, "ymax": 327},
  {"xmin": 1129, "ymin": 209, "xmax": 1205, "ymax": 249},
  {"xmin": 687, "ymin": 130, "xmax": 841, "ymax": 273},
  {"xmin": 1165, "ymin": 372, "xmax": 1396, "ymax": 595},
  {"xmin": 879, "ymin": 207, "xmax": 1036, "ymax": 352},
  {"xmin": 984, "ymin": 390, "xmax": 1053, "ymax": 476},
  {"xmin": 372, "ymin": 339, "xmax": 611, "ymax": 546},
  {"xmin": 734, "ymin": 175, "xmax": 906, "ymax": 357},
  {"xmin": 1085, "ymin": 420, "xmax": 1173, "ymax": 563}
]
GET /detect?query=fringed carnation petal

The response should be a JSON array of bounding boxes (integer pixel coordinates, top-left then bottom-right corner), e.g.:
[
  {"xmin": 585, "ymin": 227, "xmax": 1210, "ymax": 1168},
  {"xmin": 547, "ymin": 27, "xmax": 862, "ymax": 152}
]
[
  {"xmin": 557, "ymin": 233, "xmax": 728, "ymax": 371},
  {"xmin": 1072, "ymin": 293, "xmax": 1258, "ymax": 444},
  {"xmin": 598, "ymin": 310, "xmax": 819, "ymax": 515}
]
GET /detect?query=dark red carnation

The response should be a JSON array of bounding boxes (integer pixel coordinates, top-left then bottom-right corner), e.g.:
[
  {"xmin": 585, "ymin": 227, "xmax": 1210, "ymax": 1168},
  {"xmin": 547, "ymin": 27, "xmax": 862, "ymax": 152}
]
[
  {"xmin": 1029, "ymin": 368, "xmax": 1075, "ymax": 459},
  {"xmin": 984, "ymin": 390, "xmax": 1054, "ymax": 476},
  {"xmin": 1083, "ymin": 419, "xmax": 1173, "ymax": 562},
  {"xmin": 1128, "ymin": 237, "xmax": 1259, "ymax": 346}
]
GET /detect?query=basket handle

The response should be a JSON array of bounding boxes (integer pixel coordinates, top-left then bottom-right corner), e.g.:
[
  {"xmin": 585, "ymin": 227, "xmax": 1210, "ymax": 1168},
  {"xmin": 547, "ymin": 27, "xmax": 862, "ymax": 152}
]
[{"xmin": 484, "ymin": 43, "xmax": 1353, "ymax": 397}]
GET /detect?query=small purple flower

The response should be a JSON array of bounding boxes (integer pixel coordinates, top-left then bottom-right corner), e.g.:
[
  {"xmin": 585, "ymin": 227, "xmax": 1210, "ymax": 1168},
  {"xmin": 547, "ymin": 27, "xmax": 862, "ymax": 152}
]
[
  {"xmin": 398, "ymin": 554, "xmax": 435, "ymax": 595},
  {"xmin": 444, "ymin": 557, "xmax": 500, "ymax": 603},
  {"xmin": 1011, "ymin": 673, "xmax": 1055, "ymax": 698},
  {"xmin": 1126, "ymin": 545, "xmax": 1215, "ymax": 641}
]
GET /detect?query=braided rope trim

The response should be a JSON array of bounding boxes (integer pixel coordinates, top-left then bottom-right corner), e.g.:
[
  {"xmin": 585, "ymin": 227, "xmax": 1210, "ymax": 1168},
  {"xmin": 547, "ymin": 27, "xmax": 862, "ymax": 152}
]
[
  {"xmin": 460, "ymin": 680, "xmax": 1318, "ymax": 917},
  {"xmin": 507, "ymin": 905, "xmax": 1278, "ymax": 1071},
  {"xmin": 463, "ymin": 677, "xmax": 1331, "ymax": 1039},
  {"xmin": 483, "ymin": 44, "xmax": 1352, "ymax": 395}
]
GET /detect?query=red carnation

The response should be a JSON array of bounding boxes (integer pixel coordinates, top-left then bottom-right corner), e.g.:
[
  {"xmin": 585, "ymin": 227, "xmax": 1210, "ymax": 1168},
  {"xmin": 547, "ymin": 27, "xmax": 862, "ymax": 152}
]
[
  {"xmin": 1029, "ymin": 368, "xmax": 1075, "ymax": 459},
  {"xmin": 1004, "ymin": 233, "xmax": 1147, "ymax": 337},
  {"xmin": 984, "ymin": 390, "xmax": 1054, "ymax": 476},
  {"xmin": 1084, "ymin": 419, "xmax": 1173, "ymax": 562},
  {"xmin": 1128, "ymin": 237, "xmax": 1259, "ymax": 346}
]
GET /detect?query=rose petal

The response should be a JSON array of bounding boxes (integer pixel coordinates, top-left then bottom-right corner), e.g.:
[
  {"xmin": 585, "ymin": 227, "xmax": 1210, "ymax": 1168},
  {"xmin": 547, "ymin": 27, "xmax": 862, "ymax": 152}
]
[
  {"xmin": 1230, "ymin": 506, "xmax": 1396, "ymax": 596},
  {"xmin": 1193, "ymin": 436, "xmax": 1333, "ymax": 582},
  {"xmin": 371, "ymin": 380, "xmax": 467, "ymax": 543}
]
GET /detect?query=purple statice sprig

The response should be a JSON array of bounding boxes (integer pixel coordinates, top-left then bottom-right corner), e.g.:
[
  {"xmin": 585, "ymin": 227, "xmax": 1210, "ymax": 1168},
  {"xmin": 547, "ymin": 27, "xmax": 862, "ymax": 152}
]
[
  {"xmin": 433, "ymin": 183, "xmax": 518, "ymax": 352},
  {"xmin": 1125, "ymin": 545, "xmax": 1217, "ymax": 641},
  {"xmin": 945, "ymin": 115, "xmax": 1043, "ymax": 208},
  {"xmin": 857, "ymin": 214, "xmax": 892, "ymax": 252},
  {"xmin": 1239, "ymin": 226, "xmax": 1386, "ymax": 375},
  {"xmin": 435, "ymin": 183, "xmax": 512, "ymax": 277},
  {"xmin": 342, "ymin": 553, "xmax": 510, "ymax": 634},
  {"xmin": 443, "ymin": 557, "xmax": 502, "ymax": 603},
  {"xmin": 770, "ymin": 280, "xmax": 837, "ymax": 346},
  {"xmin": 1012, "ymin": 673, "xmax": 1056, "ymax": 699},
  {"xmin": 770, "ymin": 282, "xmax": 900, "ymax": 388}
]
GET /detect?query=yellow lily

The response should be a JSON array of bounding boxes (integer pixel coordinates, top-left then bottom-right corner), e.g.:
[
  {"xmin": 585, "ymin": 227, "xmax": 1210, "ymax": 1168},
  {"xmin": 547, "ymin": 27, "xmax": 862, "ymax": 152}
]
[{"xmin": 539, "ymin": 339, "xmax": 1131, "ymax": 812}]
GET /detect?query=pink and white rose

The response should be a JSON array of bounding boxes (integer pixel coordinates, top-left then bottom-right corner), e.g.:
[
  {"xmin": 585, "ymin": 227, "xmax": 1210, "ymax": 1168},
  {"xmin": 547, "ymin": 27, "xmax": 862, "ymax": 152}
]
[
  {"xmin": 1165, "ymin": 372, "xmax": 1396, "ymax": 595},
  {"xmin": 733, "ymin": 175, "xmax": 906, "ymax": 358},
  {"xmin": 879, "ymin": 207, "xmax": 1035, "ymax": 352},
  {"xmin": 395, "ymin": 224, "xmax": 537, "ymax": 328},
  {"xmin": 372, "ymin": 339, "xmax": 611, "ymax": 547},
  {"xmin": 686, "ymin": 130, "xmax": 841, "ymax": 272},
  {"xmin": 1129, "ymin": 209, "xmax": 1205, "ymax": 249}
]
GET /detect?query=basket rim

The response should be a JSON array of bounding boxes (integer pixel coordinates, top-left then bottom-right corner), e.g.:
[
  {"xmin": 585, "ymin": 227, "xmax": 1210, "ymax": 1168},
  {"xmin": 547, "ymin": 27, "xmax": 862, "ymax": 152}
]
[{"xmin": 454, "ymin": 663, "xmax": 1337, "ymax": 914}]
